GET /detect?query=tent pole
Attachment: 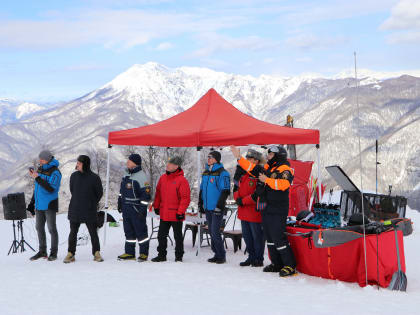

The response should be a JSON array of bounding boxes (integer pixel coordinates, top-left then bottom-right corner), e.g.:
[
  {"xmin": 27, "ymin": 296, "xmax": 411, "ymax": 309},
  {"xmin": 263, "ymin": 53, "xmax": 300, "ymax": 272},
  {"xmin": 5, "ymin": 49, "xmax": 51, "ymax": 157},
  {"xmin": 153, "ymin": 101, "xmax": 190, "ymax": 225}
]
[
  {"xmin": 196, "ymin": 146, "xmax": 202, "ymax": 256},
  {"xmin": 316, "ymin": 144, "xmax": 322, "ymax": 203},
  {"xmin": 103, "ymin": 145, "xmax": 112, "ymax": 246},
  {"xmin": 354, "ymin": 51, "xmax": 368, "ymax": 286}
]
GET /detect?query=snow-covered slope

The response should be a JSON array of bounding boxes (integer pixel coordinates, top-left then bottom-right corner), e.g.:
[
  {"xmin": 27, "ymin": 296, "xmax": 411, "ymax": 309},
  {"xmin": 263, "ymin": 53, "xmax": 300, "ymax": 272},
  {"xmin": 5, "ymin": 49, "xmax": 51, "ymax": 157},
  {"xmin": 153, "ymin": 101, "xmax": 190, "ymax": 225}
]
[{"xmin": 0, "ymin": 208, "xmax": 419, "ymax": 314}]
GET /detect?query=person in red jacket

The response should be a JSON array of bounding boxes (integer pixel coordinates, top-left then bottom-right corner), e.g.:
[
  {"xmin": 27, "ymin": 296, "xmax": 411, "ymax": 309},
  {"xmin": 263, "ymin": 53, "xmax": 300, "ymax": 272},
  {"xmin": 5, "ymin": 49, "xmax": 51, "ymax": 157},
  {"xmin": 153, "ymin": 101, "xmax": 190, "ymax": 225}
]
[
  {"xmin": 151, "ymin": 156, "xmax": 191, "ymax": 262},
  {"xmin": 233, "ymin": 149, "xmax": 265, "ymax": 267}
]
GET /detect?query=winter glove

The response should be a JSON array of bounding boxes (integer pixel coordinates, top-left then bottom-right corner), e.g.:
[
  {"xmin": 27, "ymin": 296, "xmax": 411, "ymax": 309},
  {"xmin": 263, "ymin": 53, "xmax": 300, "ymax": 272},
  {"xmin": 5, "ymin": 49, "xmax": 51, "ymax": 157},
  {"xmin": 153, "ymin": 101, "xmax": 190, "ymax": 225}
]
[
  {"xmin": 213, "ymin": 207, "xmax": 223, "ymax": 215},
  {"xmin": 117, "ymin": 196, "xmax": 122, "ymax": 213},
  {"xmin": 199, "ymin": 204, "xmax": 205, "ymax": 214},
  {"xmin": 176, "ymin": 213, "xmax": 185, "ymax": 221},
  {"xmin": 235, "ymin": 197, "xmax": 243, "ymax": 207},
  {"xmin": 154, "ymin": 208, "xmax": 160, "ymax": 215},
  {"xmin": 27, "ymin": 203, "xmax": 35, "ymax": 216}
]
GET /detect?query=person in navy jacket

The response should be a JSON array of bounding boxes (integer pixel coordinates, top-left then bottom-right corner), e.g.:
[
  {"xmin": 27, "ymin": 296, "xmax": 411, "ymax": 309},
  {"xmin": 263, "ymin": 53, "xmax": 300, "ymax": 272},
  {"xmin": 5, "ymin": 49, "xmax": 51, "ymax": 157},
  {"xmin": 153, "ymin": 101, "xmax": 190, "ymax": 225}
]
[
  {"xmin": 117, "ymin": 154, "xmax": 151, "ymax": 262},
  {"xmin": 151, "ymin": 156, "xmax": 191, "ymax": 262},
  {"xmin": 27, "ymin": 150, "xmax": 62, "ymax": 261},
  {"xmin": 198, "ymin": 150, "xmax": 230, "ymax": 264}
]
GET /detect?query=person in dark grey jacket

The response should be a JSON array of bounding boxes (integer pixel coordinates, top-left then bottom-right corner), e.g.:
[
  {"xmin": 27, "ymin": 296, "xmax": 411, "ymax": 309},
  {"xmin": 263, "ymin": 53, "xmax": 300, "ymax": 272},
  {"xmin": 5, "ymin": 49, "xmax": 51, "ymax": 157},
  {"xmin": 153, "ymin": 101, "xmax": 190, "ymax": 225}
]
[{"xmin": 63, "ymin": 155, "xmax": 103, "ymax": 263}]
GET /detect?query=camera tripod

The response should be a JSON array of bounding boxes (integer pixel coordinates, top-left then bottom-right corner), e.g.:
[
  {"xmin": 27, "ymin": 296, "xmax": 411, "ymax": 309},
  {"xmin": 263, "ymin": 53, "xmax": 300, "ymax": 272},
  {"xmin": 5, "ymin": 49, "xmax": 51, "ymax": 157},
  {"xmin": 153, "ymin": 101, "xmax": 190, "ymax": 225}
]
[{"xmin": 8, "ymin": 220, "xmax": 35, "ymax": 255}]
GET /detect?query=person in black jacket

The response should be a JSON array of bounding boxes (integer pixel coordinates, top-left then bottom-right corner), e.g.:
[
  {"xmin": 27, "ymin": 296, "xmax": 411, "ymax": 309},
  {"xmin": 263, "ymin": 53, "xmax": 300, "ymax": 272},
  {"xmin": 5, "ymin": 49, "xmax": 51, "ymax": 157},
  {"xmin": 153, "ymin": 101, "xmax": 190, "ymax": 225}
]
[{"xmin": 63, "ymin": 155, "xmax": 104, "ymax": 263}]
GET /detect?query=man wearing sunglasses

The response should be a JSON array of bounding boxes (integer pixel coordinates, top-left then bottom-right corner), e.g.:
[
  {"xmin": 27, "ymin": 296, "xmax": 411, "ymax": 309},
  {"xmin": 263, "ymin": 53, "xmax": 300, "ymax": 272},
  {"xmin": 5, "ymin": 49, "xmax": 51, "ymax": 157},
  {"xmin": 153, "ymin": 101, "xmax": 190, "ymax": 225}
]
[{"xmin": 198, "ymin": 150, "xmax": 231, "ymax": 264}]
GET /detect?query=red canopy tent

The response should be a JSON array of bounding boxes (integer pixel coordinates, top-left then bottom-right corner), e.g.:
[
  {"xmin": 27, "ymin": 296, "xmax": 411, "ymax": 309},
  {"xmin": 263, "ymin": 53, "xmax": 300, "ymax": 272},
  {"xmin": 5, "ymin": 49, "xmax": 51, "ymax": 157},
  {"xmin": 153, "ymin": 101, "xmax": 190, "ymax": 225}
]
[
  {"xmin": 103, "ymin": 88, "xmax": 321, "ymax": 247},
  {"xmin": 108, "ymin": 88, "xmax": 319, "ymax": 146}
]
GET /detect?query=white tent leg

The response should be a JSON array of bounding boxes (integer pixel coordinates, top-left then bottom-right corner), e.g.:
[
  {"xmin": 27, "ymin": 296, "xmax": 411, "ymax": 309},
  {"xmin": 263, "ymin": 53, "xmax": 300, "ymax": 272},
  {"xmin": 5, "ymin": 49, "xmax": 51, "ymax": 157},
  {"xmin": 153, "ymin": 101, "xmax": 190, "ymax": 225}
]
[
  {"xmin": 103, "ymin": 145, "xmax": 111, "ymax": 246},
  {"xmin": 196, "ymin": 147, "xmax": 202, "ymax": 256},
  {"xmin": 316, "ymin": 144, "xmax": 322, "ymax": 202}
]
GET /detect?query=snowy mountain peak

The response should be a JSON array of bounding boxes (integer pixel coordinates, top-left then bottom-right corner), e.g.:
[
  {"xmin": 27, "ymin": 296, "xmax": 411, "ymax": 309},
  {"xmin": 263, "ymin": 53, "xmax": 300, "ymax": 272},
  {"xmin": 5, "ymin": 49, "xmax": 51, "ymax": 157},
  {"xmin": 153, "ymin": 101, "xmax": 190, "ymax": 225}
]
[
  {"xmin": 334, "ymin": 68, "xmax": 420, "ymax": 80},
  {"xmin": 15, "ymin": 102, "xmax": 45, "ymax": 119}
]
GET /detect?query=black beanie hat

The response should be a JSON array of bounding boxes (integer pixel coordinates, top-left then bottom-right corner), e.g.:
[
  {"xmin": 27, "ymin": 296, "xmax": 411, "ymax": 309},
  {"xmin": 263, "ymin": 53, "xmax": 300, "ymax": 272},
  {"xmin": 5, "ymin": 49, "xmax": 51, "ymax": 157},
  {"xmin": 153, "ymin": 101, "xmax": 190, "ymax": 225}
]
[
  {"xmin": 129, "ymin": 153, "xmax": 142, "ymax": 167},
  {"xmin": 209, "ymin": 151, "xmax": 221, "ymax": 163},
  {"xmin": 77, "ymin": 155, "xmax": 91, "ymax": 172}
]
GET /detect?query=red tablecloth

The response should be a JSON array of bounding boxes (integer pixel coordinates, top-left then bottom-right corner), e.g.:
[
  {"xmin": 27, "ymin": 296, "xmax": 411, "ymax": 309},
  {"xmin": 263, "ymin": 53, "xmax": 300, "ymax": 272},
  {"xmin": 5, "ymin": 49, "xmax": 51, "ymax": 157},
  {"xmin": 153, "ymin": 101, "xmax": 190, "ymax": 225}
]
[{"xmin": 286, "ymin": 226, "xmax": 406, "ymax": 287}]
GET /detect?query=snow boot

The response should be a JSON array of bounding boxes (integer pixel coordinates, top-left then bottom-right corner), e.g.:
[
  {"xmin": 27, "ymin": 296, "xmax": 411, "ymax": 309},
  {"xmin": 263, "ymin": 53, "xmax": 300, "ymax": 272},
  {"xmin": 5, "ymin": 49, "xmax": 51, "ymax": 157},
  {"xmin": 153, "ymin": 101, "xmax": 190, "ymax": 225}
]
[
  {"xmin": 48, "ymin": 252, "xmax": 57, "ymax": 261},
  {"xmin": 117, "ymin": 253, "xmax": 136, "ymax": 261},
  {"xmin": 279, "ymin": 266, "xmax": 298, "ymax": 277},
  {"xmin": 215, "ymin": 257, "xmax": 226, "ymax": 264},
  {"xmin": 175, "ymin": 257, "xmax": 183, "ymax": 262},
  {"xmin": 94, "ymin": 251, "xmax": 104, "ymax": 262},
  {"xmin": 63, "ymin": 252, "xmax": 75, "ymax": 264},
  {"xmin": 30, "ymin": 251, "xmax": 48, "ymax": 261},
  {"xmin": 263, "ymin": 264, "xmax": 281, "ymax": 273},
  {"xmin": 252, "ymin": 261, "xmax": 264, "ymax": 267},
  {"xmin": 239, "ymin": 259, "xmax": 252, "ymax": 267},
  {"xmin": 138, "ymin": 254, "xmax": 148, "ymax": 262},
  {"xmin": 207, "ymin": 256, "xmax": 218, "ymax": 263},
  {"xmin": 151, "ymin": 255, "xmax": 167, "ymax": 262}
]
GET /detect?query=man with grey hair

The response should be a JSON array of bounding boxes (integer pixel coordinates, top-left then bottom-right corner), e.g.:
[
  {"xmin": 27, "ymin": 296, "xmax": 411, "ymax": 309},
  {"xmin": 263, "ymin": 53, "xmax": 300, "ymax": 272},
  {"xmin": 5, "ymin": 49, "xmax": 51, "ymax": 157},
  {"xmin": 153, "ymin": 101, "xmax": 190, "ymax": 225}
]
[
  {"xmin": 27, "ymin": 150, "xmax": 62, "ymax": 261},
  {"xmin": 151, "ymin": 156, "xmax": 191, "ymax": 262}
]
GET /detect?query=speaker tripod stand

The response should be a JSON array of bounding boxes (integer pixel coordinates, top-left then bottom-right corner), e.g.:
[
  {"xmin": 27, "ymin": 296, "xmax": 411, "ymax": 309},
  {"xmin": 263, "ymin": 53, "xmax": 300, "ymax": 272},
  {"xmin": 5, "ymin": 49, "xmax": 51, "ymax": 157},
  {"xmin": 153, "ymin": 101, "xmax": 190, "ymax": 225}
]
[{"xmin": 8, "ymin": 220, "xmax": 35, "ymax": 255}]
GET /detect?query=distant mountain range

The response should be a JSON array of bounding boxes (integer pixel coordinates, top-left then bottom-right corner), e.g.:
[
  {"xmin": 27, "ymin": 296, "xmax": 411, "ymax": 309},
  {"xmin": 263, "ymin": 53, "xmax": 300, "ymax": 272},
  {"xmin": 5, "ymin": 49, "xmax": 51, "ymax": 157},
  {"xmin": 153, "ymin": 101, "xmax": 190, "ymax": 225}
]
[
  {"xmin": 0, "ymin": 98, "xmax": 47, "ymax": 125},
  {"xmin": 0, "ymin": 62, "xmax": 419, "ymax": 214}
]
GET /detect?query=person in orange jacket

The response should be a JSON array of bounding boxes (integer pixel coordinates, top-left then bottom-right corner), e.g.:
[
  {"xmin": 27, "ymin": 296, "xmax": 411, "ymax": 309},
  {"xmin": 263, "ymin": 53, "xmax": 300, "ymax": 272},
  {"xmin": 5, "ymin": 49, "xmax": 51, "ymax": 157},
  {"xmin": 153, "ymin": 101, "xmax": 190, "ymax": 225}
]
[
  {"xmin": 151, "ymin": 156, "xmax": 191, "ymax": 262},
  {"xmin": 230, "ymin": 145, "xmax": 297, "ymax": 277},
  {"xmin": 233, "ymin": 149, "xmax": 265, "ymax": 267}
]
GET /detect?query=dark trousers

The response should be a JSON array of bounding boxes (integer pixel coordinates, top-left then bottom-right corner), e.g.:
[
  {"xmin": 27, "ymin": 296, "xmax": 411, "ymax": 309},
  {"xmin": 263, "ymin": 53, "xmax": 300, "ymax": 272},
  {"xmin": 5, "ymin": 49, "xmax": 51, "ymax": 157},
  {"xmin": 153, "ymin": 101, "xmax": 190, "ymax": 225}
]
[
  {"xmin": 68, "ymin": 221, "xmax": 100, "ymax": 255},
  {"xmin": 261, "ymin": 207, "xmax": 295, "ymax": 268},
  {"xmin": 205, "ymin": 210, "xmax": 226, "ymax": 259},
  {"xmin": 123, "ymin": 206, "xmax": 149, "ymax": 256},
  {"xmin": 157, "ymin": 220, "xmax": 184, "ymax": 259},
  {"xmin": 241, "ymin": 220, "xmax": 265, "ymax": 263},
  {"xmin": 35, "ymin": 209, "xmax": 58, "ymax": 254}
]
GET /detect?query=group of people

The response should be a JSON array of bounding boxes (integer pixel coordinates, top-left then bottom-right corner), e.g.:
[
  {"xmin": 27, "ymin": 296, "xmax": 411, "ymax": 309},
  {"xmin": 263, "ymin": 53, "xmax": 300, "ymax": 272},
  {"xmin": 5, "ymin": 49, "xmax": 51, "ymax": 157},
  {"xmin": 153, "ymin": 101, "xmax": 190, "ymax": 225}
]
[{"xmin": 26, "ymin": 144, "xmax": 297, "ymax": 277}]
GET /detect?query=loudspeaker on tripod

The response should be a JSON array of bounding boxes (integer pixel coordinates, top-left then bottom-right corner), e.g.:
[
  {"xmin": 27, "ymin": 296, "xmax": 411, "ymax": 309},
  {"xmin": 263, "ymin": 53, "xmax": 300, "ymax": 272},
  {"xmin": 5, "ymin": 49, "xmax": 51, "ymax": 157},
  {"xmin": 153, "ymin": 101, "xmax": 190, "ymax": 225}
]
[{"xmin": 2, "ymin": 192, "xmax": 27, "ymax": 221}]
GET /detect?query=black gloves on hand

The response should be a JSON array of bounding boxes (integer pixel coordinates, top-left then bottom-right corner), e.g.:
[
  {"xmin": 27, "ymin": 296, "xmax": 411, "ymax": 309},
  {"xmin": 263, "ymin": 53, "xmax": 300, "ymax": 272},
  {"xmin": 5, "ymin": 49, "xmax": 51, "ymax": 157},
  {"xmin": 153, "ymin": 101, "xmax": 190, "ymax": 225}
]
[
  {"xmin": 236, "ymin": 197, "xmax": 243, "ymax": 207},
  {"xmin": 214, "ymin": 207, "xmax": 223, "ymax": 215},
  {"xmin": 154, "ymin": 208, "xmax": 160, "ymax": 215},
  {"xmin": 199, "ymin": 204, "xmax": 205, "ymax": 214},
  {"xmin": 117, "ymin": 196, "xmax": 122, "ymax": 213},
  {"xmin": 27, "ymin": 203, "xmax": 35, "ymax": 216},
  {"xmin": 176, "ymin": 213, "xmax": 185, "ymax": 221}
]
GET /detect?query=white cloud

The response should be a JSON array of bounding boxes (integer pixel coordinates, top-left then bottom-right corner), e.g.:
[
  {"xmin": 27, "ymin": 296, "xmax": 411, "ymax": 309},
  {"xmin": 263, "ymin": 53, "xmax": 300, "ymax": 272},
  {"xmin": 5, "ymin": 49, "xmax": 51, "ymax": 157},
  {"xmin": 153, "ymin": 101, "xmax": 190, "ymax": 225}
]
[
  {"xmin": 190, "ymin": 33, "xmax": 279, "ymax": 58},
  {"xmin": 381, "ymin": 0, "xmax": 420, "ymax": 30},
  {"xmin": 156, "ymin": 42, "xmax": 173, "ymax": 51},
  {"xmin": 285, "ymin": 33, "xmax": 347, "ymax": 50},
  {"xmin": 0, "ymin": 9, "xmax": 246, "ymax": 51},
  {"xmin": 381, "ymin": 0, "xmax": 420, "ymax": 44},
  {"xmin": 281, "ymin": 0, "xmax": 396, "ymax": 26}
]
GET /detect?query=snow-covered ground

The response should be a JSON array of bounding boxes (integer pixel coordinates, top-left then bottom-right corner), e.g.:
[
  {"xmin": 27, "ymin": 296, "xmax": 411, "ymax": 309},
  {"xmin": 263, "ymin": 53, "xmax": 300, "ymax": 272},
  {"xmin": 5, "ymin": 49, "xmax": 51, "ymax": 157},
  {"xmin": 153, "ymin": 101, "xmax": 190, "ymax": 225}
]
[{"xmin": 0, "ymin": 208, "xmax": 419, "ymax": 315}]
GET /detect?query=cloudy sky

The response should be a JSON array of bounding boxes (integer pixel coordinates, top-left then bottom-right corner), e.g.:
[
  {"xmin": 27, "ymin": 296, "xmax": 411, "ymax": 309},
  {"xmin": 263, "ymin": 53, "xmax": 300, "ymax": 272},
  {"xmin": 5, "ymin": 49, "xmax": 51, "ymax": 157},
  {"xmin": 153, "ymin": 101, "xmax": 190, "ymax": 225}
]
[{"xmin": 0, "ymin": 0, "xmax": 419, "ymax": 102}]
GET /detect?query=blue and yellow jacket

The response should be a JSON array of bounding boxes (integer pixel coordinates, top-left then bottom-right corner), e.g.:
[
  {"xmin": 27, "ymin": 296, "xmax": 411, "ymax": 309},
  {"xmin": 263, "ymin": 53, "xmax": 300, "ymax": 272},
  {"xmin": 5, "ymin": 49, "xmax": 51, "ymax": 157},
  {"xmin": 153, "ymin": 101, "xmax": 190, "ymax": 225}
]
[{"xmin": 199, "ymin": 163, "xmax": 230, "ymax": 211}]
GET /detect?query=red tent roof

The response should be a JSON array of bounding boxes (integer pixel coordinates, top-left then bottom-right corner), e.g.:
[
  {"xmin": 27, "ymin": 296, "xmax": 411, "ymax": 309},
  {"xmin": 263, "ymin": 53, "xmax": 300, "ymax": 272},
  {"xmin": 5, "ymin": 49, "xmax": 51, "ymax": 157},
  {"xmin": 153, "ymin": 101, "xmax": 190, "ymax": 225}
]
[{"xmin": 108, "ymin": 88, "xmax": 319, "ymax": 147}]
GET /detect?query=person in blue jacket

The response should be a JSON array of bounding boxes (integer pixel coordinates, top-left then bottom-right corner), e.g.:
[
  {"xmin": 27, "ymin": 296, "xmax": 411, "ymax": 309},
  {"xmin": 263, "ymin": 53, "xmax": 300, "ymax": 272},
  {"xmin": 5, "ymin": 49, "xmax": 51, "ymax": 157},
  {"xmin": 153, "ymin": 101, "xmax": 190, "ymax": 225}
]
[
  {"xmin": 27, "ymin": 150, "xmax": 62, "ymax": 261},
  {"xmin": 198, "ymin": 150, "xmax": 230, "ymax": 264},
  {"xmin": 117, "ymin": 154, "xmax": 151, "ymax": 262}
]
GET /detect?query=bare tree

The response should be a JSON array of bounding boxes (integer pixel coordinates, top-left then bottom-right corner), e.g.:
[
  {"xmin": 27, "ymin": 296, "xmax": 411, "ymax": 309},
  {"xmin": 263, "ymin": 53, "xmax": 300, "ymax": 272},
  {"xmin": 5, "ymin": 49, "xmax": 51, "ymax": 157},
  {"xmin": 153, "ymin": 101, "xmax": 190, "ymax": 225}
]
[
  {"xmin": 88, "ymin": 148, "xmax": 107, "ymax": 176},
  {"xmin": 141, "ymin": 146, "xmax": 164, "ymax": 194},
  {"xmin": 123, "ymin": 145, "xmax": 137, "ymax": 157}
]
